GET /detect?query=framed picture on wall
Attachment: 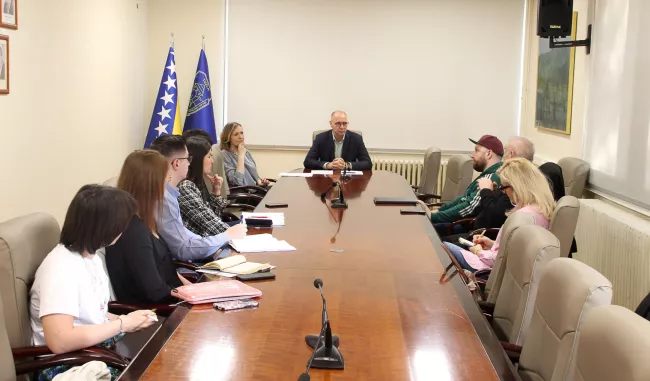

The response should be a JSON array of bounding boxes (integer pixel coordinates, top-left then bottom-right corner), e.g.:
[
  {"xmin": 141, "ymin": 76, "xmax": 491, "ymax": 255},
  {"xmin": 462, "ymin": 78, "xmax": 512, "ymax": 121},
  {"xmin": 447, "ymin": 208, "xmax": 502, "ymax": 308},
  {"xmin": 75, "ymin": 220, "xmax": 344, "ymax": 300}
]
[
  {"xmin": 1, "ymin": 0, "xmax": 17, "ymax": 29},
  {"xmin": 0, "ymin": 35, "xmax": 8, "ymax": 94},
  {"xmin": 535, "ymin": 12, "xmax": 578, "ymax": 135}
]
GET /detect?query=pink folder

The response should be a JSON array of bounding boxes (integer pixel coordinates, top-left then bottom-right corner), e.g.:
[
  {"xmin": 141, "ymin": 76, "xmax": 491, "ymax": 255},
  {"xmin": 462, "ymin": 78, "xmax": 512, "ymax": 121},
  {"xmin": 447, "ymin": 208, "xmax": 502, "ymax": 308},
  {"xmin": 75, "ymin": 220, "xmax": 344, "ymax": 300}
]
[{"xmin": 172, "ymin": 280, "xmax": 262, "ymax": 304}]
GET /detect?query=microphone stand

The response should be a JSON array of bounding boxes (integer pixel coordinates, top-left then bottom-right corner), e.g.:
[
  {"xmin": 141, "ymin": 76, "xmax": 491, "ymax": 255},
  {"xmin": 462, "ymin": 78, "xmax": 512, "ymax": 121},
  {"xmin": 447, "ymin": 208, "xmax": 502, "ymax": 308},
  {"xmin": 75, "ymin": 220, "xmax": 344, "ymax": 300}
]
[
  {"xmin": 306, "ymin": 281, "xmax": 340, "ymax": 349},
  {"xmin": 330, "ymin": 181, "xmax": 348, "ymax": 209}
]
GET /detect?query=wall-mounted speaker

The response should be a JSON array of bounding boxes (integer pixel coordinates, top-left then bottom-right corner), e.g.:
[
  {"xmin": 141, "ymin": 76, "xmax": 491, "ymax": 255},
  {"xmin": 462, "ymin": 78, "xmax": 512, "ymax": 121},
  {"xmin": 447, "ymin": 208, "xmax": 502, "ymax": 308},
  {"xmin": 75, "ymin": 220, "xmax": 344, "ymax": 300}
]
[{"xmin": 537, "ymin": 0, "xmax": 573, "ymax": 38}]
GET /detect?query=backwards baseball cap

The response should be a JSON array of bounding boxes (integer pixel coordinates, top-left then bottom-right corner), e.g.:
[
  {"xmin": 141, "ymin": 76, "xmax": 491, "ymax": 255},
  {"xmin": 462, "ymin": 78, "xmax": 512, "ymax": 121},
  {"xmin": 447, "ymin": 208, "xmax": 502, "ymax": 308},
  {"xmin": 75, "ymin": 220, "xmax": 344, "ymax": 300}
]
[{"xmin": 469, "ymin": 135, "xmax": 504, "ymax": 157}]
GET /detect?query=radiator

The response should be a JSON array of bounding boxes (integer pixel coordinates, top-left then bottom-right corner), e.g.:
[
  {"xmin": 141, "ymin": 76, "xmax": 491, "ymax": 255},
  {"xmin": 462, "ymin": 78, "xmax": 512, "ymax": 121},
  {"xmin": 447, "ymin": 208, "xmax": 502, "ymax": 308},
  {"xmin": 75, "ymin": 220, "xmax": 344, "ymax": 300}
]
[
  {"xmin": 372, "ymin": 158, "xmax": 448, "ymax": 195},
  {"xmin": 574, "ymin": 199, "xmax": 650, "ymax": 309}
]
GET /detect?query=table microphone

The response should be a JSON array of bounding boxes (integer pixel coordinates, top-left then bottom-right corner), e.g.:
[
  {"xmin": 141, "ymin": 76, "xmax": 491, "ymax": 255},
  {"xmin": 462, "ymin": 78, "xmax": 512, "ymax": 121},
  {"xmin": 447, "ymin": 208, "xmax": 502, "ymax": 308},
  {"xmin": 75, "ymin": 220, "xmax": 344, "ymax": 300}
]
[
  {"xmin": 305, "ymin": 279, "xmax": 340, "ymax": 349},
  {"xmin": 297, "ymin": 319, "xmax": 328, "ymax": 381},
  {"xmin": 320, "ymin": 182, "xmax": 337, "ymax": 199}
]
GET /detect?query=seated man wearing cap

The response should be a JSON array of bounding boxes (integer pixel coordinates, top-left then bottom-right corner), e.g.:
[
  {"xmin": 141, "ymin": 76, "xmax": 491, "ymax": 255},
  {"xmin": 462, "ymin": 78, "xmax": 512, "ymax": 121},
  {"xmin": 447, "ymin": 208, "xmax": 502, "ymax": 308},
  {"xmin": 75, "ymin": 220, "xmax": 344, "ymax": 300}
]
[{"xmin": 417, "ymin": 135, "xmax": 503, "ymax": 234}]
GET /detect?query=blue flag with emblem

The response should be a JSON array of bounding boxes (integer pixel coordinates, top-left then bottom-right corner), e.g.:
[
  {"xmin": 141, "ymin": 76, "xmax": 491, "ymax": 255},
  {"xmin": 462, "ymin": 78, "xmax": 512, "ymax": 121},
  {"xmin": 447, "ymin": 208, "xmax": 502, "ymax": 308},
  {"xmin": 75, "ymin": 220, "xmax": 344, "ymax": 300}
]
[
  {"xmin": 184, "ymin": 49, "xmax": 218, "ymax": 144},
  {"xmin": 144, "ymin": 47, "xmax": 182, "ymax": 148}
]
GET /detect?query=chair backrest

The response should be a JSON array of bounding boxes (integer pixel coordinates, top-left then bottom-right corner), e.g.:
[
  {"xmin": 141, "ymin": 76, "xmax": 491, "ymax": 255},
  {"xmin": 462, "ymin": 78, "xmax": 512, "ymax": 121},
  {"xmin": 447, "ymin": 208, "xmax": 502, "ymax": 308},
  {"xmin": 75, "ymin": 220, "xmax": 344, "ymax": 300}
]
[
  {"xmin": 211, "ymin": 144, "xmax": 230, "ymax": 196},
  {"xmin": 103, "ymin": 176, "xmax": 118, "ymax": 187},
  {"xmin": 440, "ymin": 154, "xmax": 473, "ymax": 202},
  {"xmin": 574, "ymin": 305, "xmax": 650, "ymax": 381},
  {"xmin": 491, "ymin": 225, "xmax": 560, "ymax": 346},
  {"xmin": 518, "ymin": 258, "xmax": 612, "ymax": 381},
  {"xmin": 0, "ymin": 213, "xmax": 60, "ymax": 347},
  {"xmin": 312, "ymin": 129, "xmax": 363, "ymax": 141},
  {"xmin": 0, "ymin": 294, "xmax": 17, "ymax": 380},
  {"xmin": 485, "ymin": 210, "xmax": 538, "ymax": 303},
  {"xmin": 417, "ymin": 146, "xmax": 441, "ymax": 194},
  {"xmin": 557, "ymin": 157, "xmax": 590, "ymax": 198},
  {"xmin": 549, "ymin": 196, "xmax": 580, "ymax": 257}
]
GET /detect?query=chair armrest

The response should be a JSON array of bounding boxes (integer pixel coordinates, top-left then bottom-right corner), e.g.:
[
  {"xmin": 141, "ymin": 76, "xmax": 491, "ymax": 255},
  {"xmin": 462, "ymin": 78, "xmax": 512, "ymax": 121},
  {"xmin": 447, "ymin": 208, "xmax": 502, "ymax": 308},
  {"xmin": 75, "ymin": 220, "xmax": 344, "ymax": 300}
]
[
  {"xmin": 227, "ymin": 193, "xmax": 263, "ymax": 202},
  {"xmin": 221, "ymin": 211, "xmax": 239, "ymax": 222},
  {"xmin": 500, "ymin": 341, "xmax": 523, "ymax": 363},
  {"xmin": 447, "ymin": 218, "xmax": 476, "ymax": 235},
  {"xmin": 226, "ymin": 203, "xmax": 255, "ymax": 211},
  {"xmin": 230, "ymin": 185, "xmax": 268, "ymax": 194},
  {"xmin": 478, "ymin": 301, "xmax": 495, "ymax": 315},
  {"xmin": 500, "ymin": 342, "xmax": 523, "ymax": 353},
  {"xmin": 411, "ymin": 185, "xmax": 419, "ymax": 190},
  {"xmin": 469, "ymin": 228, "xmax": 501, "ymax": 236},
  {"xmin": 108, "ymin": 302, "xmax": 176, "ymax": 317},
  {"xmin": 173, "ymin": 261, "xmax": 199, "ymax": 271},
  {"xmin": 416, "ymin": 193, "xmax": 442, "ymax": 201},
  {"xmin": 12, "ymin": 346, "xmax": 130, "ymax": 375}
]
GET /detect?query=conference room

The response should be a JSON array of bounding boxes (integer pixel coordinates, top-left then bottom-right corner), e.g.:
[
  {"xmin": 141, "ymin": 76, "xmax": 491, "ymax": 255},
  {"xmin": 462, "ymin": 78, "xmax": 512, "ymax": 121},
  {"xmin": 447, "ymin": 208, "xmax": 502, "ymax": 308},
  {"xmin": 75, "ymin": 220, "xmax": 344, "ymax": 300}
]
[{"xmin": 1, "ymin": 0, "xmax": 650, "ymax": 380}]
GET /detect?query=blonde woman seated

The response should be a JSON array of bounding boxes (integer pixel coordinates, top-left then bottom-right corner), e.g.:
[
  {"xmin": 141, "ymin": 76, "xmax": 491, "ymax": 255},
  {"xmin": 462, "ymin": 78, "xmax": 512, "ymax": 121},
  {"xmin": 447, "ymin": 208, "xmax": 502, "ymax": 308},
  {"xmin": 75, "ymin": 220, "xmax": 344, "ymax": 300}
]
[
  {"xmin": 443, "ymin": 158, "xmax": 555, "ymax": 273},
  {"xmin": 220, "ymin": 122, "xmax": 272, "ymax": 189}
]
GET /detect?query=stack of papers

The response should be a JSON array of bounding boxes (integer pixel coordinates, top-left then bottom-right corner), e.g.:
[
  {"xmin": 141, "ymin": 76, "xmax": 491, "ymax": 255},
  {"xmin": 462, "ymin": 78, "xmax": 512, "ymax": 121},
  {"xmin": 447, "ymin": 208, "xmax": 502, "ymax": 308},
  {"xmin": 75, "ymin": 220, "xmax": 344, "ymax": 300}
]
[
  {"xmin": 242, "ymin": 212, "xmax": 285, "ymax": 226},
  {"xmin": 343, "ymin": 170, "xmax": 364, "ymax": 175},
  {"xmin": 311, "ymin": 170, "xmax": 333, "ymax": 175},
  {"xmin": 230, "ymin": 233, "xmax": 296, "ymax": 253},
  {"xmin": 280, "ymin": 172, "xmax": 313, "ymax": 177},
  {"xmin": 172, "ymin": 280, "xmax": 262, "ymax": 304}
]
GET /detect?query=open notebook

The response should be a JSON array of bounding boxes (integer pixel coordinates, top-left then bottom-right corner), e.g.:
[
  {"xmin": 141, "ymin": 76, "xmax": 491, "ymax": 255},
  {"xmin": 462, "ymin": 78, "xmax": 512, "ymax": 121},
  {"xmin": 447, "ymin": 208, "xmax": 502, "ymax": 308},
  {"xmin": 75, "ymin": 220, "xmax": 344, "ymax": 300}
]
[
  {"xmin": 199, "ymin": 254, "xmax": 271, "ymax": 275},
  {"xmin": 172, "ymin": 280, "xmax": 262, "ymax": 304}
]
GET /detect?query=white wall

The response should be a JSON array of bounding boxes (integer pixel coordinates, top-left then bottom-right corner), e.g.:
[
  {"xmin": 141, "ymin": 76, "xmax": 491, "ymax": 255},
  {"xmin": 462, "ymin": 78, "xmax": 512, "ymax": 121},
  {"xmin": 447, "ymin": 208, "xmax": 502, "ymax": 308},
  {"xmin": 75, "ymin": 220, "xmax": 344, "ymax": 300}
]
[
  {"xmin": 145, "ymin": 0, "xmax": 225, "ymax": 140},
  {"xmin": 227, "ymin": 0, "xmax": 525, "ymax": 150},
  {"xmin": 520, "ymin": 0, "xmax": 593, "ymax": 163},
  {"xmin": 0, "ymin": 0, "xmax": 147, "ymax": 223}
]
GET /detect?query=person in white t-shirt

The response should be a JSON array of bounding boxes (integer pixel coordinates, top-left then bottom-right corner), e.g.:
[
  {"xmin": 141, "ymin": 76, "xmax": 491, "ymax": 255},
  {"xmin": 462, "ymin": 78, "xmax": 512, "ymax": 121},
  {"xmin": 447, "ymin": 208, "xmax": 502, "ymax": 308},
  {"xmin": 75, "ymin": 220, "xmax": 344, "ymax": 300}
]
[{"xmin": 29, "ymin": 185, "xmax": 157, "ymax": 380}]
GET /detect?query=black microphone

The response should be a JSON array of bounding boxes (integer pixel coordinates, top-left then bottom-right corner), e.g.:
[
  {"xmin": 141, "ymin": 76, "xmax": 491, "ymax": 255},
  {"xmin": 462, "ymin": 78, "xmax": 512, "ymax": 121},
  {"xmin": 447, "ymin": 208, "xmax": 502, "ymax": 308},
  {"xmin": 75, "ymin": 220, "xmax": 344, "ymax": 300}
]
[
  {"xmin": 320, "ymin": 181, "xmax": 337, "ymax": 199},
  {"xmin": 331, "ymin": 181, "xmax": 348, "ymax": 209},
  {"xmin": 297, "ymin": 319, "xmax": 328, "ymax": 381},
  {"xmin": 302, "ymin": 278, "xmax": 344, "ymax": 370},
  {"xmin": 314, "ymin": 279, "xmax": 328, "ymax": 324}
]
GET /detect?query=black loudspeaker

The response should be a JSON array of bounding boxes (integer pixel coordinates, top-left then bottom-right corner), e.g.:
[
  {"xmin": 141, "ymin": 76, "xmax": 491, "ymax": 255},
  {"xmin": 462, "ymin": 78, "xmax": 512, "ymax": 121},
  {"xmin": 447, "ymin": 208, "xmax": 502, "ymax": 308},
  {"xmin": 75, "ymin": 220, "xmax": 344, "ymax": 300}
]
[{"xmin": 537, "ymin": 0, "xmax": 573, "ymax": 38}]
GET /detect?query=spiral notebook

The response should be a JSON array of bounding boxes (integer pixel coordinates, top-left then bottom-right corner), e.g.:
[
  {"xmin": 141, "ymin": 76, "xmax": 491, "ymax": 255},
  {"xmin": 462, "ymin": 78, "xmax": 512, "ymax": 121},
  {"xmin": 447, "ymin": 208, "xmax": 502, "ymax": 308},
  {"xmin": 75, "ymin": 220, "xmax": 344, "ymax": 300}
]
[{"xmin": 172, "ymin": 280, "xmax": 262, "ymax": 304}]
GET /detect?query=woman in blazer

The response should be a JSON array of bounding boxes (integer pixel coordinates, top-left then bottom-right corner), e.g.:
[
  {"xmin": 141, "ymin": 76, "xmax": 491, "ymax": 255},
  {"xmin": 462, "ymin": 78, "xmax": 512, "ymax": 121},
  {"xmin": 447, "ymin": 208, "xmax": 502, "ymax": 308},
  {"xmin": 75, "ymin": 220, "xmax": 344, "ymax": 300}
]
[
  {"xmin": 178, "ymin": 136, "xmax": 235, "ymax": 237},
  {"xmin": 106, "ymin": 150, "xmax": 191, "ymax": 305}
]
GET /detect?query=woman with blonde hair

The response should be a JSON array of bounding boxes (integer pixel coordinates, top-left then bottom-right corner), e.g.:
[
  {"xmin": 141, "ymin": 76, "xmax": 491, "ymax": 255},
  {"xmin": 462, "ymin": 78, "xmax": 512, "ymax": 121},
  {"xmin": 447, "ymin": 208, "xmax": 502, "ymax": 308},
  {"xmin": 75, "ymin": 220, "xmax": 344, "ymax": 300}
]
[
  {"xmin": 220, "ymin": 122, "xmax": 272, "ymax": 188},
  {"xmin": 443, "ymin": 157, "xmax": 555, "ymax": 272}
]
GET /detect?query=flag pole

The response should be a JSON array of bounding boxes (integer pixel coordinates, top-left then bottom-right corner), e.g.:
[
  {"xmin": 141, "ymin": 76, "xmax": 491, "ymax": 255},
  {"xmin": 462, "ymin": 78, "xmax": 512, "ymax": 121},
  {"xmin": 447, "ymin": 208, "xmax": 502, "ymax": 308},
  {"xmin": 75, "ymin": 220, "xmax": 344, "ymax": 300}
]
[
  {"xmin": 170, "ymin": 33, "xmax": 174, "ymax": 49},
  {"xmin": 202, "ymin": 35, "xmax": 205, "ymax": 51}
]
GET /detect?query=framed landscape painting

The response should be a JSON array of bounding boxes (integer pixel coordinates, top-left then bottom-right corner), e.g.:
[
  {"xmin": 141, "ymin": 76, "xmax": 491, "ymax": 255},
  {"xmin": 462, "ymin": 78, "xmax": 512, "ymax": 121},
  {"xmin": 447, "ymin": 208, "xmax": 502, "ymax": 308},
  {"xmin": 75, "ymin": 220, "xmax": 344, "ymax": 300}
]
[{"xmin": 535, "ymin": 12, "xmax": 578, "ymax": 135}]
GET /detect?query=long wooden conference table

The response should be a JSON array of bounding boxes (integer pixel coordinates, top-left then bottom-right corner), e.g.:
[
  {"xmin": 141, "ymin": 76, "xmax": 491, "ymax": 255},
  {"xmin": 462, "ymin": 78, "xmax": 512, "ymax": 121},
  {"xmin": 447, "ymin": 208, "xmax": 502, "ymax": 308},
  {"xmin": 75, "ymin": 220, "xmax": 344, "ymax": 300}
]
[{"xmin": 119, "ymin": 171, "xmax": 519, "ymax": 380}]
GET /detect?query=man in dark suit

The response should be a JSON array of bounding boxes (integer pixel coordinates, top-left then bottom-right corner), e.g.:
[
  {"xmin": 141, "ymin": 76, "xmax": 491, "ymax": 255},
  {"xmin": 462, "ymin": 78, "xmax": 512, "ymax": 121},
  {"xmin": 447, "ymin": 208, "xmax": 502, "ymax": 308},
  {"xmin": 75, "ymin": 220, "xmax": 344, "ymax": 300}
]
[{"xmin": 303, "ymin": 110, "xmax": 372, "ymax": 170}]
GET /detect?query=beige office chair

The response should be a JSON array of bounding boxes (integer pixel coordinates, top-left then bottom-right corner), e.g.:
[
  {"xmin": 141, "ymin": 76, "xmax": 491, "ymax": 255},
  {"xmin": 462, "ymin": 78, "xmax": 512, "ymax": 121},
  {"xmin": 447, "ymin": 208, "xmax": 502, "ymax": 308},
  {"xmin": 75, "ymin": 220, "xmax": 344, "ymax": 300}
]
[
  {"xmin": 412, "ymin": 147, "xmax": 441, "ymax": 202},
  {"xmin": 442, "ymin": 154, "xmax": 473, "ymax": 202},
  {"xmin": 514, "ymin": 258, "xmax": 612, "ymax": 381},
  {"xmin": 103, "ymin": 176, "xmax": 118, "ymax": 187},
  {"xmin": 419, "ymin": 154, "xmax": 473, "ymax": 206},
  {"xmin": 557, "ymin": 157, "xmax": 590, "ymax": 198},
  {"xmin": 549, "ymin": 196, "xmax": 580, "ymax": 257},
  {"xmin": 574, "ymin": 305, "xmax": 650, "ymax": 381},
  {"xmin": 0, "ymin": 294, "xmax": 17, "ymax": 380},
  {"xmin": 490, "ymin": 225, "xmax": 560, "ymax": 346},
  {"xmin": 0, "ymin": 213, "xmax": 59, "ymax": 348},
  {"xmin": 312, "ymin": 129, "xmax": 363, "ymax": 141},
  {"xmin": 482, "ymin": 210, "xmax": 537, "ymax": 304}
]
